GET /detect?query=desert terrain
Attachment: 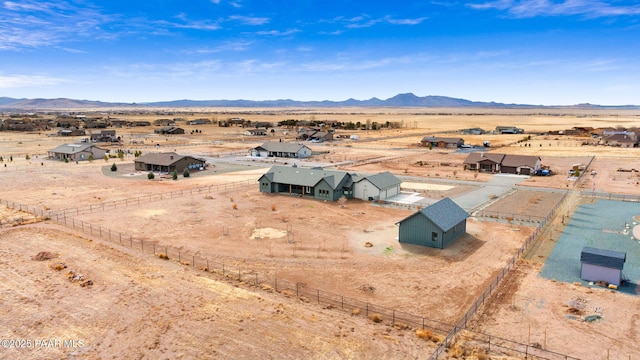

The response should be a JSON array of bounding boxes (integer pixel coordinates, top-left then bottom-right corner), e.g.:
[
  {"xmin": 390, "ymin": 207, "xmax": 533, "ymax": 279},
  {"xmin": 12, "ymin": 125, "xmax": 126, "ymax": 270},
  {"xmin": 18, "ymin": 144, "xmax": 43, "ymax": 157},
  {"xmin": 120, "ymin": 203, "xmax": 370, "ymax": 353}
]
[{"xmin": 1, "ymin": 107, "xmax": 639, "ymax": 359}]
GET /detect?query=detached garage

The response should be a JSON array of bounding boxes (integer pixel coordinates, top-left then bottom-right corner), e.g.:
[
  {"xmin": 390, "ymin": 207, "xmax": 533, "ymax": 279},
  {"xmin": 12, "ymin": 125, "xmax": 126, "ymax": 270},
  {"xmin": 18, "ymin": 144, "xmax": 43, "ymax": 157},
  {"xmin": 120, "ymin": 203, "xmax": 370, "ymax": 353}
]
[
  {"xmin": 580, "ymin": 246, "xmax": 626, "ymax": 286},
  {"xmin": 396, "ymin": 198, "xmax": 469, "ymax": 249}
]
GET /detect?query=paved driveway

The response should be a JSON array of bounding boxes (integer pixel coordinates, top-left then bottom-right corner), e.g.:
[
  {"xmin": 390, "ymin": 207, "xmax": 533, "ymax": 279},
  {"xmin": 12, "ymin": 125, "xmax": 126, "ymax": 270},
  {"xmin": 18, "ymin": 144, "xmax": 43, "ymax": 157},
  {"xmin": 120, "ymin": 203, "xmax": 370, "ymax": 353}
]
[{"xmin": 451, "ymin": 174, "xmax": 528, "ymax": 211}]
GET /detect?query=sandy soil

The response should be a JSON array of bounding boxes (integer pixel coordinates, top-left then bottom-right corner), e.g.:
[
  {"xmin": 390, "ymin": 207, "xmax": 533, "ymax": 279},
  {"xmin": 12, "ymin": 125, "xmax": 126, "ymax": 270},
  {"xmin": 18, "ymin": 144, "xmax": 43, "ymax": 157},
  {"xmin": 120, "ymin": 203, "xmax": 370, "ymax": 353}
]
[
  {"xmin": 0, "ymin": 225, "xmax": 439, "ymax": 359},
  {"xmin": 1, "ymin": 108, "xmax": 639, "ymax": 359}
]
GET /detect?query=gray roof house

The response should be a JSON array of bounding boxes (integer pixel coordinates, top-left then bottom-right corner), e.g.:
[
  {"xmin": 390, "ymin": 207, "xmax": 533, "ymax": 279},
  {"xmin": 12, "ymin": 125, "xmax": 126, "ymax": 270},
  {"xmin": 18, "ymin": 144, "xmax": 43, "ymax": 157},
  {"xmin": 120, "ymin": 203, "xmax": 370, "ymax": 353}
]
[
  {"xmin": 396, "ymin": 198, "xmax": 469, "ymax": 248},
  {"xmin": 464, "ymin": 153, "xmax": 541, "ymax": 175},
  {"xmin": 352, "ymin": 171, "xmax": 402, "ymax": 201},
  {"xmin": 48, "ymin": 143, "xmax": 107, "ymax": 161},
  {"xmin": 134, "ymin": 152, "xmax": 206, "ymax": 174},
  {"xmin": 580, "ymin": 247, "xmax": 626, "ymax": 286},
  {"xmin": 250, "ymin": 142, "xmax": 312, "ymax": 158},
  {"xmin": 258, "ymin": 165, "xmax": 354, "ymax": 201},
  {"xmin": 420, "ymin": 136, "xmax": 464, "ymax": 148}
]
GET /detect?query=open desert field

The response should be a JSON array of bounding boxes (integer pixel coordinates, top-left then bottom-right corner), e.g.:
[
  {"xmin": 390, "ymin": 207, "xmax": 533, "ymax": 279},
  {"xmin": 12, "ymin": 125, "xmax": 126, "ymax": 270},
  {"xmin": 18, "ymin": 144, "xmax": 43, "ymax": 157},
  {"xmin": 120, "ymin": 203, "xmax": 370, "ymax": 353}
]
[{"xmin": 1, "ymin": 107, "xmax": 639, "ymax": 359}]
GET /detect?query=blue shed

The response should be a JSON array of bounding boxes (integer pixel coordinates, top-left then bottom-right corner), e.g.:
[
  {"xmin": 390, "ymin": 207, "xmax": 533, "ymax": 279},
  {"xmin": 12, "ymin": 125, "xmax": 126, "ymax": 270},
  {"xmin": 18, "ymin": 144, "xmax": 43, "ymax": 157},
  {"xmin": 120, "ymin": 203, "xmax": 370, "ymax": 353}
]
[
  {"xmin": 396, "ymin": 198, "xmax": 469, "ymax": 249},
  {"xmin": 580, "ymin": 246, "xmax": 626, "ymax": 286}
]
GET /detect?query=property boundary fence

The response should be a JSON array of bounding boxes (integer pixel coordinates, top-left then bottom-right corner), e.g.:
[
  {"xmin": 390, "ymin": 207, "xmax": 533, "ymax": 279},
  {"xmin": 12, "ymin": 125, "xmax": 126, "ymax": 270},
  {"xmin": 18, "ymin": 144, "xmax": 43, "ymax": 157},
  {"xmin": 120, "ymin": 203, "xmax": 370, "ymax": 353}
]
[
  {"xmin": 451, "ymin": 330, "xmax": 580, "ymax": 360},
  {"xmin": 428, "ymin": 188, "xmax": 572, "ymax": 360},
  {"xmin": 0, "ymin": 177, "xmax": 581, "ymax": 360},
  {"xmin": 579, "ymin": 190, "xmax": 640, "ymax": 203},
  {"xmin": 47, "ymin": 179, "xmax": 254, "ymax": 217},
  {"xmin": 8, "ymin": 205, "xmax": 454, "ymax": 337}
]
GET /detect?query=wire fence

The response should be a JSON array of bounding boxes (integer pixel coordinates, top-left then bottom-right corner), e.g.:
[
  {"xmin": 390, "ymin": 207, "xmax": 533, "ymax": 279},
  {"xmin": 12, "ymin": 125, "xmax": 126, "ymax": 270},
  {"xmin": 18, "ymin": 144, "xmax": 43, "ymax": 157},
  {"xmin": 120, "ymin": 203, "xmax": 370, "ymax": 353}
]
[
  {"xmin": 47, "ymin": 179, "xmax": 254, "ymax": 217},
  {"xmin": 428, "ymin": 188, "xmax": 571, "ymax": 360},
  {"xmin": 21, "ymin": 208, "xmax": 454, "ymax": 337},
  {"xmin": 450, "ymin": 330, "xmax": 581, "ymax": 360},
  {"xmin": 0, "ymin": 172, "xmax": 587, "ymax": 360},
  {"xmin": 580, "ymin": 190, "xmax": 640, "ymax": 203}
]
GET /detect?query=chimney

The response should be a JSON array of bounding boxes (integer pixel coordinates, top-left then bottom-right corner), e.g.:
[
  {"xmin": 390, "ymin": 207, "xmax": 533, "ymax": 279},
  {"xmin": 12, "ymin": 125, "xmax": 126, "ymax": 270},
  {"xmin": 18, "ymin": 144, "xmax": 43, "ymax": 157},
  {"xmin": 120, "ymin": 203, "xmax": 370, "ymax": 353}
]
[{"xmin": 170, "ymin": 155, "xmax": 174, "ymax": 160}]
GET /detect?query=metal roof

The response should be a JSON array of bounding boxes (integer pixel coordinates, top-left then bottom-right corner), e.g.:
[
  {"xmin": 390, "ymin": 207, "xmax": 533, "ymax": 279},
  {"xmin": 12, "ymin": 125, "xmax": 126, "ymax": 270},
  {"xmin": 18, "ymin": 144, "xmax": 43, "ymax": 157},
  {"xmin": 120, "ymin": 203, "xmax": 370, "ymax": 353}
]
[
  {"xmin": 397, "ymin": 197, "xmax": 469, "ymax": 232},
  {"xmin": 580, "ymin": 246, "xmax": 626, "ymax": 270},
  {"xmin": 49, "ymin": 143, "xmax": 97, "ymax": 154},
  {"xmin": 255, "ymin": 142, "xmax": 310, "ymax": 153},
  {"xmin": 358, "ymin": 171, "xmax": 401, "ymax": 190},
  {"xmin": 261, "ymin": 165, "xmax": 350, "ymax": 190},
  {"xmin": 134, "ymin": 152, "xmax": 204, "ymax": 166}
]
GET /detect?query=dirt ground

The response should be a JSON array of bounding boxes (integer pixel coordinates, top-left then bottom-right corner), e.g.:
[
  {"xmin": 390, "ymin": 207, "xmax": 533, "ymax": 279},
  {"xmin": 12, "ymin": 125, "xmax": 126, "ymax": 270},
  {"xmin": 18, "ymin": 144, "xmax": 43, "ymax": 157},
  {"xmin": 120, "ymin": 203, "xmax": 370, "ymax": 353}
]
[
  {"xmin": 0, "ymin": 224, "xmax": 441, "ymax": 359},
  {"xmin": 1, "ymin": 108, "xmax": 639, "ymax": 359}
]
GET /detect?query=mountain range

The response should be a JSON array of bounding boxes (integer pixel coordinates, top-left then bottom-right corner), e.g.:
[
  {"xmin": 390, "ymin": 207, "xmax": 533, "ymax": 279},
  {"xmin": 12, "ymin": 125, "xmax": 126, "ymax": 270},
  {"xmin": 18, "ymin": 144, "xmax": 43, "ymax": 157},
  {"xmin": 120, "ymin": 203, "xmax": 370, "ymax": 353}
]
[{"xmin": 0, "ymin": 93, "xmax": 637, "ymax": 110}]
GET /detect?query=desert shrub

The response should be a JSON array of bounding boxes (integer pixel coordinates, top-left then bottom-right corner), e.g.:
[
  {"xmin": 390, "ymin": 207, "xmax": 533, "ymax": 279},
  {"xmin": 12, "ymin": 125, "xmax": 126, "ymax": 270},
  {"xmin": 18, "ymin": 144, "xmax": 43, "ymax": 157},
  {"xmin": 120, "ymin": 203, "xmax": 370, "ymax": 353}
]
[
  {"xmin": 369, "ymin": 314, "xmax": 383, "ymax": 323},
  {"xmin": 416, "ymin": 329, "xmax": 432, "ymax": 339},
  {"xmin": 148, "ymin": 172, "xmax": 155, "ymax": 180},
  {"xmin": 232, "ymin": 204, "xmax": 238, "ymax": 210},
  {"xmin": 172, "ymin": 170, "xmax": 178, "ymax": 180},
  {"xmin": 352, "ymin": 308, "xmax": 360, "ymax": 316},
  {"xmin": 110, "ymin": 163, "xmax": 117, "ymax": 171},
  {"xmin": 261, "ymin": 284, "xmax": 273, "ymax": 292},
  {"xmin": 88, "ymin": 154, "xmax": 93, "ymax": 162},
  {"xmin": 271, "ymin": 204, "xmax": 277, "ymax": 211},
  {"xmin": 50, "ymin": 263, "xmax": 66, "ymax": 271},
  {"xmin": 156, "ymin": 253, "xmax": 169, "ymax": 260},
  {"xmin": 183, "ymin": 168, "xmax": 190, "ymax": 177},
  {"xmin": 25, "ymin": 154, "xmax": 30, "ymax": 160}
]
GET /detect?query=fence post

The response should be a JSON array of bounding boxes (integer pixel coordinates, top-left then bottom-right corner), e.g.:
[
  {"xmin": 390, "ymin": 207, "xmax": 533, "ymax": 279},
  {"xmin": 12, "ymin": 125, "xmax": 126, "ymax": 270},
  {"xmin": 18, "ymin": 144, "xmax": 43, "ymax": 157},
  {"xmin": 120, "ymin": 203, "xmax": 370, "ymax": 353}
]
[
  {"xmin": 317, "ymin": 289, "xmax": 320, "ymax": 303},
  {"xmin": 366, "ymin": 303, "xmax": 369, "ymax": 317},
  {"xmin": 275, "ymin": 278, "xmax": 278, "ymax": 292}
]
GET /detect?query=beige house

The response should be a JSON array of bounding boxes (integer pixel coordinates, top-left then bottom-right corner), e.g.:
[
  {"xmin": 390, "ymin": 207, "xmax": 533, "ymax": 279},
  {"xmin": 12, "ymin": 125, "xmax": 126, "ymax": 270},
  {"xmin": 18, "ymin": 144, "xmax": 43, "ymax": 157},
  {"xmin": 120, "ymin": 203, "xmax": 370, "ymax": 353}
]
[{"xmin": 48, "ymin": 143, "xmax": 107, "ymax": 161}]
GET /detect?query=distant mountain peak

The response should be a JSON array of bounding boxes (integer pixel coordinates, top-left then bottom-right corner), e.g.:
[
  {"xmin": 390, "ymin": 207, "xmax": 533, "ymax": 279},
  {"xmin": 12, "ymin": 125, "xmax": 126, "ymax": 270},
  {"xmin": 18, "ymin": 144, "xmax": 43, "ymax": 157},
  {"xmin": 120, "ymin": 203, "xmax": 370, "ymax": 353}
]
[{"xmin": 0, "ymin": 94, "xmax": 637, "ymax": 109}]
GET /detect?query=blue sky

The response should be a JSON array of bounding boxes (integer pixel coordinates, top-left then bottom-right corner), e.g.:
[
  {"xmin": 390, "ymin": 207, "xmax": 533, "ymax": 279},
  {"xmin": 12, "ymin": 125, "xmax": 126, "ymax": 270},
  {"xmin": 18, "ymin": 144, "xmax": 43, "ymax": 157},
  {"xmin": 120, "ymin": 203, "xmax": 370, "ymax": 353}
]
[{"xmin": 1, "ymin": 1, "xmax": 640, "ymax": 105}]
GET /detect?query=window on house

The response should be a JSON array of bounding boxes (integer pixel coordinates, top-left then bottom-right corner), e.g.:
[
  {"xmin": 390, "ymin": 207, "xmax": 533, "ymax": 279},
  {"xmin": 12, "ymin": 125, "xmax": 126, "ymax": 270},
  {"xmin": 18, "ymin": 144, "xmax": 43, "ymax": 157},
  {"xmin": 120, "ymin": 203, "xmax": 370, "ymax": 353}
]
[{"xmin": 432, "ymin": 232, "xmax": 437, "ymax": 242}]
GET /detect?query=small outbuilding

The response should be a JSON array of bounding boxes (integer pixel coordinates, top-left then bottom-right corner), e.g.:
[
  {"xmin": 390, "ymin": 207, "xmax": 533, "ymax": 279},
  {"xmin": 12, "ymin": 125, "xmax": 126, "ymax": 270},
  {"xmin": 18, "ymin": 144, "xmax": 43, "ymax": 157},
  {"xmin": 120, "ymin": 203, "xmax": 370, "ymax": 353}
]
[
  {"xmin": 580, "ymin": 246, "xmax": 626, "ymax": 286},
  {"xmin": 396, "ymin": 198, "xmax": 469, "ymax": 249}
]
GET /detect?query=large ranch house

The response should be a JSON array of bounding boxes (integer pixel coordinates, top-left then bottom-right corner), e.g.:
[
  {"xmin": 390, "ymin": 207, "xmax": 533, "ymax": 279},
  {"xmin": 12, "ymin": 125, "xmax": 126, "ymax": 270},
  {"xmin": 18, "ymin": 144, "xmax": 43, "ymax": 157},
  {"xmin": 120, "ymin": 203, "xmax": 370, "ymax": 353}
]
[
  {"xmin": 258, "ymin": 165, "xmax": 401, "ymax": 202},
  {"xmin": 134, "ymin": 152, "xmax": 206, "ymax": 174},
  {"xmin": 250, "ymin": 142, "xmax": 312, "ymax": 159},
  {"xmin": 420, "ymin": 136, "xmax": 465, "ymax": 149},
  {"xmin": 48, "ymin": 143, "xmax": 107, "ymax": 162},
  {"xmin": 463, "ymin": 153, "xmax": 541, "ymax": 175}
]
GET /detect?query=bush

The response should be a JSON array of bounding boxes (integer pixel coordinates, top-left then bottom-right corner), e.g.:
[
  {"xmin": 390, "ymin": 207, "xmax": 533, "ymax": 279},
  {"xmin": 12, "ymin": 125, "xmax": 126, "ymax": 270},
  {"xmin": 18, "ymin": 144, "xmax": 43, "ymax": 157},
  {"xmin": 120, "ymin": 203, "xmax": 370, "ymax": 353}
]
[
  {"xmin": 172, "ymin": 170, "xmax": 178, "ymax": 180},
  {"xmin": 110, "ymin": 163, "xmax": 117, "ymax": 171},
  {"xmin": 369, "ymin": 314, "xmax": 383, "ymax": 323},
  {"xmin": 183, "ymin": 168, "xmax": 190, "ymax": 178},
  {"xmin": 25, "ymin": 154, "xmax": 30, "ymax": 160},
  {"xmin": 103, "ymin": 155, "xmax": 108, "ymax": 162},
  {"xmin": 147, "ymin": 172, "xmax": 155, "ymax": 180}
]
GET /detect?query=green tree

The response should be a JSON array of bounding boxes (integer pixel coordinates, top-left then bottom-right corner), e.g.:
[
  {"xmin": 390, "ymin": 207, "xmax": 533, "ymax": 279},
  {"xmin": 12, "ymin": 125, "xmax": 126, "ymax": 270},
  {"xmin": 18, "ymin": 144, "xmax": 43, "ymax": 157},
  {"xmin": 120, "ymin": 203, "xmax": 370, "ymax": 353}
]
[
  {"xmin": 147, "ymin": 172, "xmax": 155, "ymax": 180},
  {"xmin": 111, "ymin": 163, "xmax": 117, "ymax": 172},
  {"xmin": 25, "ymin": 154, "xmax": 30, "ymax": 160},
  {"xmin": 103, "ymin": 154, "xmax": 108, "ymax": 162},
  {"xmin": 183, "ymin": 168, "xmax": 190, "ymax": 178},
  {"xmin": 117, "ymin": 151, "xmax": 124, "ymax": 160},
  {"xmin": 172, "ymin": 170, "xmax": 178, "ymax": 180},
  {"xmin": 88, "ymin": 154, "xmax": 94, "ymax": 162}
]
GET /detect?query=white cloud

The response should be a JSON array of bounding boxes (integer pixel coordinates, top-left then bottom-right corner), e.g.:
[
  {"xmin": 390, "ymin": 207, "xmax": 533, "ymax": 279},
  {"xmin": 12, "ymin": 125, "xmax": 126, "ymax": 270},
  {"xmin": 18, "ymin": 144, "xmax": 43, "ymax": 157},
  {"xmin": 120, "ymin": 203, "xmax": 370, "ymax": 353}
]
[
  {"xmin": 467, "ymin": 0, "xmax": 640, "ymax": 18},
  {"xmin": 253, "ymin": 29, "xmax": 300, "ymax": 36},
  {"xmin": 0, "ymin": 0, "xmax": 116, "ymax": 49},
  {"xmin": 0, "ymin": 74, "xmax": 68, "ymax": 88},
  {"xmin": 228, "ymin": 15, "xmax": 270, "ymax": 25}
]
